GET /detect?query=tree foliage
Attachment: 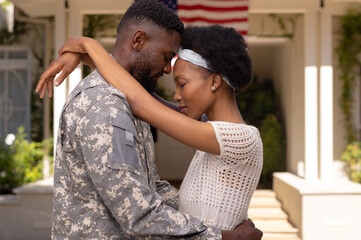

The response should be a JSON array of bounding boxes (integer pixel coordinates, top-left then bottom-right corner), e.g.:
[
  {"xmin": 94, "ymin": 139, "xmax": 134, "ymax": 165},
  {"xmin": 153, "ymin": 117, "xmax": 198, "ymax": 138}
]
[
  {"xmin": 342, "ymin": 141, "xmax": 361, "ymax": 183},
  {"xmin": 0, "ymin": 127, "xmax": 53, "ymax": 194},
  {"xmin": 336, "ymin": 8, "xmax": 361, "ymax": 143}
]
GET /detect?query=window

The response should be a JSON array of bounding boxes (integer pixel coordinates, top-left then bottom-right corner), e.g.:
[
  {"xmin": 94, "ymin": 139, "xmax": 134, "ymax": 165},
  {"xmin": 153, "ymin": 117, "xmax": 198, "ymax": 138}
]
[{"xmin": 0, "ymin": 47, "xmax": 31, "ymax": 139}]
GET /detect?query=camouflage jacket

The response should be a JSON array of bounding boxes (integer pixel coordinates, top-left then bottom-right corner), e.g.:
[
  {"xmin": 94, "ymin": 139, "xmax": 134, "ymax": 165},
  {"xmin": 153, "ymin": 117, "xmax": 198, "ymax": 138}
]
[{"xmin": 52, "ymin": 70, "xmax": 222, "ymax": 239}]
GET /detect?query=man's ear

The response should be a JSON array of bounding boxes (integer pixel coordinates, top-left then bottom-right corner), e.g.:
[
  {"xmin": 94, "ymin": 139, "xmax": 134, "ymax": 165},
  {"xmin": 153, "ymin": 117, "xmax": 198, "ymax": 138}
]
[{"xmin": 132, "ymin": 30, "xmax": 148, "ymax": 51}]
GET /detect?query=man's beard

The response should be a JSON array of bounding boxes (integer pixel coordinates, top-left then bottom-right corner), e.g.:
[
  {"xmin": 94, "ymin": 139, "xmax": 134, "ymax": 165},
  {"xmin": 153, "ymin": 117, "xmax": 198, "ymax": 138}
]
[
  {"xmin": 137, "ymin": 76, "xmax": 157, "ymax": 93},
  {"xmin": 133, "ymin": 51, "xmax": 158, "ymax": 93}
]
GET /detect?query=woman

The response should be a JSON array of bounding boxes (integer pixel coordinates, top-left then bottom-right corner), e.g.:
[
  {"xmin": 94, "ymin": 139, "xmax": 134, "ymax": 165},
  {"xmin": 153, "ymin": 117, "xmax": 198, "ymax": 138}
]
[{"xmin": 37, "ymin": 25, "xmax": 263, "ymax": 231}]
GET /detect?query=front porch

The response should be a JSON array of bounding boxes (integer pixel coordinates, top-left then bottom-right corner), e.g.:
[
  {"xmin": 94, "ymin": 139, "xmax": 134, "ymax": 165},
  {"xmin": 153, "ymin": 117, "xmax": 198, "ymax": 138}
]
[
  {"xmin": 0, "ymin": 177, "xmax": 302, "ymax": 240},
  {"xmin": 2, "ymin": 0, "xmax": 361, "ymax": 239}
]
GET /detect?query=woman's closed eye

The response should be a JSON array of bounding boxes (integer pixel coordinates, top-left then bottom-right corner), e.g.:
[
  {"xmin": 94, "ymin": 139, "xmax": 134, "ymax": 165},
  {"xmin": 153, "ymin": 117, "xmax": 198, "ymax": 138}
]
[{"xmin": 180, "ymin": 82, "xmax": 187, "ymax": 88}]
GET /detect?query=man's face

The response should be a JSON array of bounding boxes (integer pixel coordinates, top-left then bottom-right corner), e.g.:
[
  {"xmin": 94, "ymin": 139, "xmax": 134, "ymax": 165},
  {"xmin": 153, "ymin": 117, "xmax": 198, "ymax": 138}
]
[{"xmin": 132, "ymin": 30, "xmax": 181, "ymax": 93}]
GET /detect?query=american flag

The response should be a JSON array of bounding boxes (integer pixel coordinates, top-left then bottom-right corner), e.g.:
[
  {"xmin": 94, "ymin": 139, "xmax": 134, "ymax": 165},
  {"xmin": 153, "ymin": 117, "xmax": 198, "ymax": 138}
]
[{"xmin": 157, "ymin": 0, "xmax": 249, "ymax": 36}]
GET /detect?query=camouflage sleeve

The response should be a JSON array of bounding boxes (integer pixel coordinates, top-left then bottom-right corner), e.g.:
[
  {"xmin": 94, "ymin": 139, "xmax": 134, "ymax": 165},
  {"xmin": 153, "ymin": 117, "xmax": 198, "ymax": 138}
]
[
  {"xmin": 156, "ymin": 179, "xmax": 179, "ymax": 210},
  {"xmin": 77, "ymin": 97, "xmax": 222, "ymax": 239}
]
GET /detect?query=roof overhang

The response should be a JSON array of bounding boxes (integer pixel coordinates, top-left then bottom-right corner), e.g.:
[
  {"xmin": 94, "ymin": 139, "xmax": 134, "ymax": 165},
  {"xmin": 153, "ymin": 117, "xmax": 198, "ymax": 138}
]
[
  {"xmin": 249, "ymin": 0, "xmax": 361, "ymax": 15},
  {"xmin": 10, "ymin": 0, "xmax": 58, "ymax": 17},
  {"xmin": 10, "ymin": 0, "xmax": 133, "ymax": 17},
  {"xmin": 10, "ymin": 0, "xmax": 361, "ymax": 18}
]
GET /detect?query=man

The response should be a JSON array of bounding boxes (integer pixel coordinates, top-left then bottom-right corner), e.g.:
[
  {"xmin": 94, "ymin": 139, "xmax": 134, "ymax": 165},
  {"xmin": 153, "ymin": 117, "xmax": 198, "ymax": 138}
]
[{"xmin": 37, "ymin": 0, "xmax": 263, "ymax": 239}]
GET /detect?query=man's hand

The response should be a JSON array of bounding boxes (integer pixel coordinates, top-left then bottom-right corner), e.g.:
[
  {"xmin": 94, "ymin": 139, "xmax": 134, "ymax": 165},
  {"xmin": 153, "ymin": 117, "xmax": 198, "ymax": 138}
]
[
  {"xmin": 222, "ymin": 219, "xmax": 263, "ymax": 240},
  {"xmin": 36, "ymin": 52, "xmax": 83, "ymax": 98}
]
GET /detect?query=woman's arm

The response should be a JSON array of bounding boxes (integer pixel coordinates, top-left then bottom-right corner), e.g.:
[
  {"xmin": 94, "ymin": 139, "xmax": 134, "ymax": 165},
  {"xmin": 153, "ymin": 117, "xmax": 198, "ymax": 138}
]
[
  {"xmin": 37, "ymin": 37, "xmax": 220, "ymax": 155},
  {"xmin": 151, "ymin": 92, "xmax": 181, "ymax": 113}
]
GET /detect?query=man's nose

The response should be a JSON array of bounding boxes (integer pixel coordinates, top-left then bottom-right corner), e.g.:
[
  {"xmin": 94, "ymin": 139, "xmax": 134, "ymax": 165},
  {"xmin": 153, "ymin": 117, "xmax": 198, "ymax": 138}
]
[{"xmin": 163, "ymin": 61, "xmax": 172, "ymax": 74}]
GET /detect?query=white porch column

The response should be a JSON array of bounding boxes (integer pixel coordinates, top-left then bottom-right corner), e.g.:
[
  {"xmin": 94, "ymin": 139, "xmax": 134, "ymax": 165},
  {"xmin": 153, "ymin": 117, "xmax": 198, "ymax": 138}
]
[
  {"xmin": 304, "ymin": 9, "xmax": 319, "ymax": 181},
  {"xmin": 67, "ymin": 8, "xmax": 83, "ymax": 94},
  {"xmin": 320, "ymin": 9, "xmax": 334, "ymax": 182},
  {"xmin": 53, "ymin": 0, "xmax": 67, "ymax": 155}
]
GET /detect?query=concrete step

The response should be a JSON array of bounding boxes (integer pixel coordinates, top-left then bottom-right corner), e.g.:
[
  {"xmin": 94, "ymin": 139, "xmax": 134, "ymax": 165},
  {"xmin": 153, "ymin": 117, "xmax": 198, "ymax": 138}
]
[
  {"xmin": 248, "ymin": 207, "xmax": 288, "ymax": 220},
  {"xmin": 250, "ymin": 197, "xmax": 281, "ymax": 208},
  {"xmin": 249, "ymin": 190, "xmax": 301, "ymax": 239},
  {"xmin": 0, "ymin": 194, "xmax": 20, "ymax": 205},
  {"xmin": 253, "ymin": 219, "xmax": 298, "ymax": 234},
  {"xmin": 252, "ymin": 189, "xmax": 276, "ymax": 198},
  {"xmin": 262, "ymin": 233, "xmax": 301, "ymax": 240}
]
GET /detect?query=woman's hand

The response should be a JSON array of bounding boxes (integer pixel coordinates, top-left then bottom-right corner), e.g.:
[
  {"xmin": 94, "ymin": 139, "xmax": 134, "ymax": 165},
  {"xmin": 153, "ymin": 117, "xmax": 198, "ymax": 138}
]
[
  {"xmin": 36, "ymin": 37, "xmax": 97, "ymax": 98},
  {"xmin": 36, "ymin": 37, "xmax": 99, "ymax": 98},
  {"xmin": 36, "ymin": 52, "xmax": 84, "ymax": 98},
  {"xmin": 58, "ymin": 37, "xmax": 95, "ymax": 56}
]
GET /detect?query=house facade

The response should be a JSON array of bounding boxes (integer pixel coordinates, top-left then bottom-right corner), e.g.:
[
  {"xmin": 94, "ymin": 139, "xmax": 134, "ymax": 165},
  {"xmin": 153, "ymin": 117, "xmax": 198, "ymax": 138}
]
[{"xmin": 3, "ymin": 0, "xmax": 361, "ymax": 239}]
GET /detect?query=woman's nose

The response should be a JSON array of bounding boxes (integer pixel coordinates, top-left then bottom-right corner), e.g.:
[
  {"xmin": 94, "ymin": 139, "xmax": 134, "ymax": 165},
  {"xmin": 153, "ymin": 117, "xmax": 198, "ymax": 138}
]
[{"xmin": 173, "ymin": 88, "xmax": 181, "ymax": 102}]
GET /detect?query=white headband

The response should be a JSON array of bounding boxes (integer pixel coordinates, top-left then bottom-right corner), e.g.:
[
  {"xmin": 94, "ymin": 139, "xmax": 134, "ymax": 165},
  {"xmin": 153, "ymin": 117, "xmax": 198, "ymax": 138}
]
[{"xmin": 177, "ymin": 49, "xmax": 235, "ymax": 90}]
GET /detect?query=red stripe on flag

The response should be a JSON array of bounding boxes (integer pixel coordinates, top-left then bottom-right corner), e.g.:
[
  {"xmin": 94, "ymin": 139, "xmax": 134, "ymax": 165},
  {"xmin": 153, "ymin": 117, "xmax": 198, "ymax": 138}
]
[
  {"xmin": 180, "ymin": 17, "xmax": 248, "ymax": 24},
  {"xmin": 237, "ymin": 31, "xmax": 248, "ymax": 35},
  {"xmin": 178, "ymin": 4, "xmax": 248, "ymax": 12},
  {"xmin": 177, "ymin": 0, "xmax": 249, "ymax": 35}
]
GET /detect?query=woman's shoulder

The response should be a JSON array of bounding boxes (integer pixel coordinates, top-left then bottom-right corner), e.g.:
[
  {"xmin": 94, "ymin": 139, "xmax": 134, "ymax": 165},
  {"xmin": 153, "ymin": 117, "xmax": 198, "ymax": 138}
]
[
  {"xmin": 208, "ymin": 121, "xmax": 261, "ymax": 148},
  {"xmin": 207, "ymin": 121, "xmax": 262, "ymax": 161},
  {"xmin": 208, "ymin": 121, "xmax": 260, "ymax": 135}
]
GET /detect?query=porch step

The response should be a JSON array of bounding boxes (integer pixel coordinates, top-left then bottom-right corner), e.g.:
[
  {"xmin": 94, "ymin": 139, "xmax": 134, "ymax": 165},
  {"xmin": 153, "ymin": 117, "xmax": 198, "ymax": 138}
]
[
  {"xmin": 262, "ymin": 233, "xmax": 301, "ymax": 240},
  {"xmin": 253, "ymin": 220, "xmax": 298, "ymax": 234},
  {"xmin": 248, "ymin": 207, "xmax": 288, "ymax": 220},
  {"xmin": 250, "ymin": 197, "xmax": 281, "ymax": 208},
  {"xmin": 252, "ymin": 189, "xmax": 276, "ymax": 198},
  {"xmin": 249, "ymin": 189, "xmax": 301, "ymax": 240}
]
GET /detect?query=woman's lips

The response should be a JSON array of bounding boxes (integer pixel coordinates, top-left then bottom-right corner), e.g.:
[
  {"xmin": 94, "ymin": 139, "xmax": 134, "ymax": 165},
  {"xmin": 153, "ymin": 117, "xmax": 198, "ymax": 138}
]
[{"xmin": 179, "ymin": 105, "xmax": 187, "ymax": 113}]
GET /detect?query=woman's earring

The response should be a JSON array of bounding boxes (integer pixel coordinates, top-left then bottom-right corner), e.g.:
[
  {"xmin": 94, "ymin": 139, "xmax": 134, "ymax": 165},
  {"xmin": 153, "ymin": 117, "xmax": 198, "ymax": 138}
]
[{"xmin": 211, "ymin": 86, "xmax": 216, "ymax": 92}]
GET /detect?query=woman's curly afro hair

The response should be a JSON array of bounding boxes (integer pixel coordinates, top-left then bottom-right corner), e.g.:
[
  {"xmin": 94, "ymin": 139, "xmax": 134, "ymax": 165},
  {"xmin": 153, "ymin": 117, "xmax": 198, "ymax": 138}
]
[{"xmin": 181, "ymin": 25, "xmax": 252, "ymax": 93}]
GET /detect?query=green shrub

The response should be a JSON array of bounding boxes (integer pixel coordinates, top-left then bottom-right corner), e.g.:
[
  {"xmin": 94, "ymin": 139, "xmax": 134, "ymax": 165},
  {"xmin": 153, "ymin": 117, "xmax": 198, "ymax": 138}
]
[
  {"xmin": 237, "ymin": 76, "xmax": 286, "ymax": 188},
  {"xmin": 0, "ymin": 126, "xmax": 53, "ymax": 194},
  {"xmin": 237, "ymin": 76, "xmax": 280, "ymax": 128},
  {"xmin": 0, "ymin": 140, "xmax": 16, "ymax": 193},
  {"xmin": 341, "ymin": 141, "xmax": 361, "ymax": 183},
  {"xmin": 259, "ymin": 114, "xmax": 286, "ymax": 188}
]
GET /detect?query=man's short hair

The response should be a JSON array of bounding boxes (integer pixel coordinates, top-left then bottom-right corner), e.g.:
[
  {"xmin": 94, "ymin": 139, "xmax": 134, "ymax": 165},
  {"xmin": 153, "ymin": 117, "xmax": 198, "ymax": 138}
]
[{"xmin": 117, "ymin": 0, "xmax": 184, "ymax": 35}]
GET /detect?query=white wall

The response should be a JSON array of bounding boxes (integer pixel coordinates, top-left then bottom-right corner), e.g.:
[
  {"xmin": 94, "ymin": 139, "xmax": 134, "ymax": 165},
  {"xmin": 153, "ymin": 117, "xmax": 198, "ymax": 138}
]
[
  {"xmin": 248, "ymin": 13, "xmax": 305, "ymax": 176},
  {"xmin": 288, "ymin": 15, "xmax": 306, "ymax": 176},
  {"xmin": 248, "ymin": 46, "xmax": 275, "ymax": 82},
  {"xmin": 274, "ymin": 172, "xmax": 361, "ymax": 240},
  {"xmin": 155, "ymin": 131, "xmax": 194, "ymax": 180}
]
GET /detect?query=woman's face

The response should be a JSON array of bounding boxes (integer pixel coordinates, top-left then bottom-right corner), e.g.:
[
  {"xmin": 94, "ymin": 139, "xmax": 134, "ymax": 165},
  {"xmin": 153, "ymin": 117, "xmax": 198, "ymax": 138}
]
[{"xmin": 173, "ymin": 58, "xmax": 214, "ymax": 120}]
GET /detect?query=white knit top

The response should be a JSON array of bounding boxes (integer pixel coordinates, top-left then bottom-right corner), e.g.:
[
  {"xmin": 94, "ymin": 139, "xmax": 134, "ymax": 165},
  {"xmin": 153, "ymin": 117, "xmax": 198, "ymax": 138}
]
[{"xmin": 178, "ymin": 121, "xmax": 263, "ymax": 230}]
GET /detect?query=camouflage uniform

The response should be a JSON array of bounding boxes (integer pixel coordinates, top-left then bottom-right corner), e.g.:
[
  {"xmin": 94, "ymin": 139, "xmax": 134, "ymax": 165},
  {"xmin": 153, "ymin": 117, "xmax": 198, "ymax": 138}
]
[{"xmin": 52, "ymin": 70, "xmax": 222, "ymax": 239}]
